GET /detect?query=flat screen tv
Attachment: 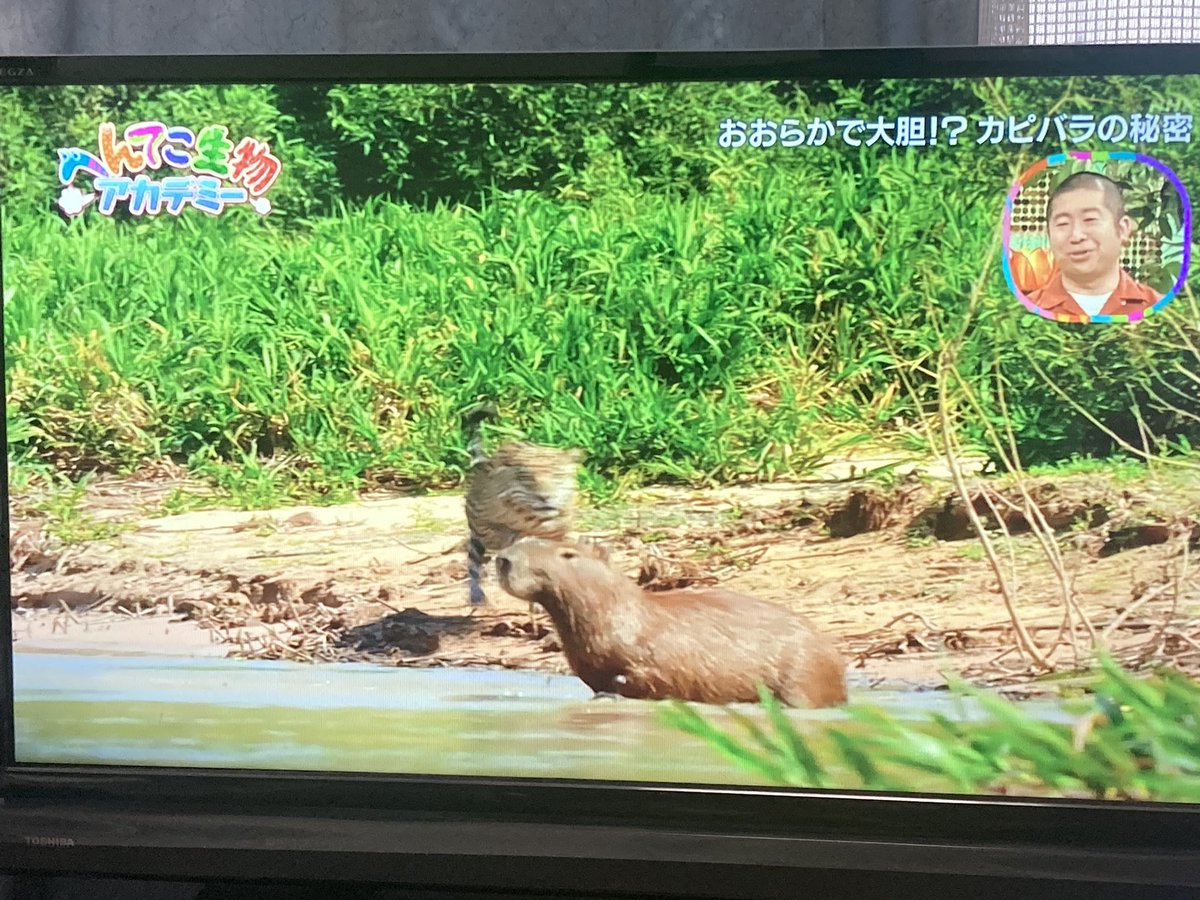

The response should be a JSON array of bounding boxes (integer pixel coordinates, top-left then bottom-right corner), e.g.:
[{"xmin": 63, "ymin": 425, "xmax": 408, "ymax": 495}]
[{"xmin": 1, "ymin": 47, "xmax": 1199, "ymax": 898}]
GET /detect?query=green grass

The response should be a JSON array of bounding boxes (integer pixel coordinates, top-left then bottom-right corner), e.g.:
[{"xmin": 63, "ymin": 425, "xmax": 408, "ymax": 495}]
[
  {"xmin": 660, "ymin": 655, "xmax": 1200, "ymax": 801},
  {"xmin": 5, "ymin": 189, "xmax": 887, "ymax": 503},
  {"xmin": 1023, "ymin": 454, "xmax": 1151, "ymax": 484},
  {"xmin": 29, "ymin": 475, "xmax": 134, "ymax": 544},
  {"xmin": 155, "ymin": 488, "xmax": 222, "ymax": 518},
  {"xmin": 407, "ymin": 503, "xmax": 456, "ymax": 535},
  {"xmin": 956, "ymin": 543, "xmax": 986, "ymax": 562},
  {"xmin": 4, "ymin": 78, "xmax": 1200, "ymax": 509}
]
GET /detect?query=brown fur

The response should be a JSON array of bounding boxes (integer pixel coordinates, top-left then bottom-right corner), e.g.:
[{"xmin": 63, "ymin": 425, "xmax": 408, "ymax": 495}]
[
  {"xmin": 495, "ymin": 537, "xmax": 847, "ymax": 708},
  {"xmin": 462, "ymin": 402, "xmax": 582, "ymax": 607}
]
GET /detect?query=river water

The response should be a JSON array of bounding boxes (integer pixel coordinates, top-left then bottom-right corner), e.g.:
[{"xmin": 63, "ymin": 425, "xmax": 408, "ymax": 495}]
[{"xmin": 10, "ymin": 651, "xmax": 1075, "ymax": 787}]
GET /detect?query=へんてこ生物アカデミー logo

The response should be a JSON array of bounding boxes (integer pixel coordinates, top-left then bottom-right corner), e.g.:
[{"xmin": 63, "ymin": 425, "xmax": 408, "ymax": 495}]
[{"xmin": 56, "ymin": 122, "xmax": 281, "ymax": 218}]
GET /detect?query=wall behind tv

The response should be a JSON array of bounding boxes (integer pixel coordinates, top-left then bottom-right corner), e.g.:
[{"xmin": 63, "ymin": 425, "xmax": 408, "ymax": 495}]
[{"xmin": 0, "ymin": 0, "xmax": 979, "ymax": 55}]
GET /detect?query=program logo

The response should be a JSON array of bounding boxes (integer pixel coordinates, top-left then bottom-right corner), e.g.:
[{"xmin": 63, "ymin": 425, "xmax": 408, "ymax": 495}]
[{"xmin": 56, "ymin": 122, "xmax": 282, "ymax": 219}]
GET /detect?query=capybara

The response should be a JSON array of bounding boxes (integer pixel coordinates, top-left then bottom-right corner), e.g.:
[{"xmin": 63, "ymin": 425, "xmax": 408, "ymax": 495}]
[{"xmin": 495, "ymin": 537, "xmax": 847, "ymax": 708}]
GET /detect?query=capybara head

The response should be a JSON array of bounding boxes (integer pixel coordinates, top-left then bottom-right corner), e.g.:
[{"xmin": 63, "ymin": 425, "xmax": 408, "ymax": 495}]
[{"xmin": 496, "ymin": 536, "xmax": 611, "ymax": 602}]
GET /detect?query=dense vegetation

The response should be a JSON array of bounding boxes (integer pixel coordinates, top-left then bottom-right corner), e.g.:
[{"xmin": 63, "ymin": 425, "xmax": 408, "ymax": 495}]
[
  {"xmin": 2, "ymin": 74, "xmax": 1198, "ymax": 502},
  {"xmin": 661, "ymin": 655, "xmax": 1200, "ymax": 802}
]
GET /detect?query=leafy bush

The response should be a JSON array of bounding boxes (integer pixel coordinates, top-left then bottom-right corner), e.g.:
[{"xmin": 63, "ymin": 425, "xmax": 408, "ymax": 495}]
[
  {"xmin": 659, "ymin": 655, "xmax": 1200, "ymax": 802},
  {"xmin": 3, "ymin": 74, "xmax": 1199, "ymax": 496}
]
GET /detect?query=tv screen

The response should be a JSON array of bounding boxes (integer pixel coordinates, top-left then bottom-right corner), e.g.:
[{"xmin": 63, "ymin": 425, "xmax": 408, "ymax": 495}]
[{"xmin": 1, "ymin": 48, "xmax": 1198, "ymax": 892}]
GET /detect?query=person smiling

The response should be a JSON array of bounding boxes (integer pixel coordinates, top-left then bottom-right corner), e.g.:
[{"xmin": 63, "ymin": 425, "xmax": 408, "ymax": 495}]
[{"xmin": 1028, "ymin": 171, "xmax": 1163, "ymax": 319}]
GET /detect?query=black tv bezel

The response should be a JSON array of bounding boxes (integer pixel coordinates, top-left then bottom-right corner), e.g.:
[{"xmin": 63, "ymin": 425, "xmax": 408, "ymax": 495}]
[{"xmin": 2, "ymin": 44, "xmax": 1200, "ymax": 891}]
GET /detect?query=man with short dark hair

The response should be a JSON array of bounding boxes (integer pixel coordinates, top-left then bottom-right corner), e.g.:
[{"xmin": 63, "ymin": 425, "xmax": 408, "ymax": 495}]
[{"xmin": 1028, "ymin": 171, "xmax": 1162, "ymax": 318}]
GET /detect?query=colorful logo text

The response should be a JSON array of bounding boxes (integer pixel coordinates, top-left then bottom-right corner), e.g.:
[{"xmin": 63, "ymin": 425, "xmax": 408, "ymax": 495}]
[{"xmin": 55, "ymin": 122, "xmax": 282, "ymax": 218}]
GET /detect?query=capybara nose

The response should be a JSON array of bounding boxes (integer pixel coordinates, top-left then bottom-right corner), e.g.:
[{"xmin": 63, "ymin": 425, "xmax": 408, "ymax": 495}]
[{"xmin": 496, "ymin": 555, "xmax": 512, "ymax": 579}]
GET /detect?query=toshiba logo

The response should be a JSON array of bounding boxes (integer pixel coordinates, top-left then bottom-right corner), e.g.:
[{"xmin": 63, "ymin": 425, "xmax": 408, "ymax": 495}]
[{"xmin": 24, "ymin": 836, "xmax": 76, "ymax": 847}]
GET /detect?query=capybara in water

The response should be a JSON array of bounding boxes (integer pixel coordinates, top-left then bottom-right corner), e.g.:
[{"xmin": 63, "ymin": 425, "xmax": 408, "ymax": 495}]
[{"xmin": 495, "ymin": 537, "xmax": 847, "ymax": 708}]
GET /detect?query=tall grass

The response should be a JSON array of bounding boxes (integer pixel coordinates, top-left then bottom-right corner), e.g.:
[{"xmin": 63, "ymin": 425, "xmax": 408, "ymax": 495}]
[
  {"xmin": 660, "ymin": 655, "xmax": 1200, "ymax": 801},
  {"xmin": 4, "ymin": 76, "xmax": 1200, "ymax": 502},
  {"xmin": 3, "ymin": 168, "xmax": 994, "ymax": 498}
]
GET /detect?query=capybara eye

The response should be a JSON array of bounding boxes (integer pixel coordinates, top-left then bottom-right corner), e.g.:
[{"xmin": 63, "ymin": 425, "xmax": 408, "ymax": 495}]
[{"xmin": 558, "ymin": 549, "xmax": 578, "ymax": 560}]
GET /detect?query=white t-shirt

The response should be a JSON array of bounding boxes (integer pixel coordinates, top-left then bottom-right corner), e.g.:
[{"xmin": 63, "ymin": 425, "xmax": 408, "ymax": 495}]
[{"xmin": 1068, "ymin": 291, "xmax": 1110, "ymax": 317}]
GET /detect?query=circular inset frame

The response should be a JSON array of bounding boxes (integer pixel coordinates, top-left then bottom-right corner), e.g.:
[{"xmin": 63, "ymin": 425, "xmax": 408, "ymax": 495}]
[{"xmin": 1001, "ymin": 151, "xmax": 1191, "ymax": 324}]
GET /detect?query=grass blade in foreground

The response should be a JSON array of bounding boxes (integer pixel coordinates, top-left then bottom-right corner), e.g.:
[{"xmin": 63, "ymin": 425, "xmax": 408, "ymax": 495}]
[{"xmin": 658, "ymin": 655, "xmax": 1200, "ymax": 801}]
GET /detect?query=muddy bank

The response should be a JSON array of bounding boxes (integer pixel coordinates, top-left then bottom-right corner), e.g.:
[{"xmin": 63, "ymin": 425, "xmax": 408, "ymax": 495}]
[{"xmin": 9, "ymin": 455, "xmax": 1200, "ymax": 692}]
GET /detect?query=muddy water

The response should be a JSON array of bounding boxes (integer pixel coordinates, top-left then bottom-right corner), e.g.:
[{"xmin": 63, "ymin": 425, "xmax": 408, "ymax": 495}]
[{"xmin": 10, "ymin": 651, "xmax": 1073, "ymax": 787}]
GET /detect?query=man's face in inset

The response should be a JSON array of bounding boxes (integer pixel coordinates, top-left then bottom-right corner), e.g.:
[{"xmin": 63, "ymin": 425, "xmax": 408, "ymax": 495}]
[{"xmin": 1046, "ymin": 183, "xmax": 1133, "ymax": 292}]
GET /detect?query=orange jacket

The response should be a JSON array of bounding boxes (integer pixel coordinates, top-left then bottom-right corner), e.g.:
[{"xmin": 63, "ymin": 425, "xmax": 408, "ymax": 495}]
[{"xmin": 1028, "ymin": 269, "xmax": 1163, "ymax": 318}]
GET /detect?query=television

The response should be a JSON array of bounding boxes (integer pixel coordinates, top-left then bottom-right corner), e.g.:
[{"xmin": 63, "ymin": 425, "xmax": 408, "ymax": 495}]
[{"xmin": 1, "ymin": 47, "xmax": 1199, "ymax": 898}]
